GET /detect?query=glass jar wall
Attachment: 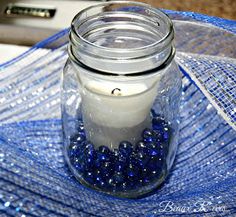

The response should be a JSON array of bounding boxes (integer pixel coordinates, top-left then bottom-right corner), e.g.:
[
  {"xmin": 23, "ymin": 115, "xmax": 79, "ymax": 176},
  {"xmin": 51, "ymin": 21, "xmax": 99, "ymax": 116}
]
[{"xmin": 62, "ymin": 1, "xmax": 182, "ymax": 198}]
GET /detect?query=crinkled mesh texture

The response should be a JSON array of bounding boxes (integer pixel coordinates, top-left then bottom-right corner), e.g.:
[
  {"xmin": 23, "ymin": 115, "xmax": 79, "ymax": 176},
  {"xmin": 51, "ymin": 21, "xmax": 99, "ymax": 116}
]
[{"xmin": 0, "ymin": 10, "xmax": 235, "ymax": 217}]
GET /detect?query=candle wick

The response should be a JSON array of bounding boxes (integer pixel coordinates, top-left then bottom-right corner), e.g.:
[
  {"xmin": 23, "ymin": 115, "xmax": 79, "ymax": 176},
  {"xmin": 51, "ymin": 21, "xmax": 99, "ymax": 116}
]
[{"xmin": 111, "ymin": 88, "xmax": 121, "ymax": 96}]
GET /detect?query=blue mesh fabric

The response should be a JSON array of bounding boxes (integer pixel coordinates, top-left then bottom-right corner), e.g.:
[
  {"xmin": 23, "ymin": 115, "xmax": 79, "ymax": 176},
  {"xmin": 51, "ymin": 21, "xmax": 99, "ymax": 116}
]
[
  {"xmin": 0, "ymin": 10, "xmax": 235, "ymax": 216},
  {"xmin": 163, "ymin": 10, "xmax": 236, "ymax": 34}
]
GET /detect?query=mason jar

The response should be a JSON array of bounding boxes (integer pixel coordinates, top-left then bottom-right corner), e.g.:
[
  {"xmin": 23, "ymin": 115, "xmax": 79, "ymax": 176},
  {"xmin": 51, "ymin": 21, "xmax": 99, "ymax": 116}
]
[{"xmin": 62, "ymin": 1, "xmax": 182, "ymax": 198}]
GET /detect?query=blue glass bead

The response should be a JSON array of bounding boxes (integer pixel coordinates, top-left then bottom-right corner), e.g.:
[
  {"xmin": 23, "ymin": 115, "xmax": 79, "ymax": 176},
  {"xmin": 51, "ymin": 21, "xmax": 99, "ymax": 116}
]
[
  {"xmin": 114, "ymin": 160, "xmax": 126, "ymax": 172},
  {"xmin": 71, "ymin": 143, "xmax": 94, "ymax": 170},
  {"xmin": 135, "ymin": 141, "xmax": 146, "ymax": 151},
  {"xmin": 78, "ymin": 134, "xmax": 86, "ymax": 143},
  {"xmin": 84, "ymin": 171, "xmax": 94, "ymax": 184},
  {"xmin": 71, "ymin": 133, "xmax": 86, "ymax": 145},
  {"xmin": 108, "ymin": 172, "xmax": 125, "ymax": 190},
  {"xmin": 142, "ymin": 177, "xmax": 150, "ymax": 184},
  {"xmin": 97, "ymin": 152, "xmax": 110, "ymax": 162},
  {"xmin": 85, "ymin": 156, "xmax": 94, "ymax": 169},
  {"xmin": 85, "ymin": 142, "xmax": 95, "ymax": 157},
  {"xmin": 149, "ymin": 170, "xmax": 161, "ymax": 181},
  {"xmin": 108, "ymin": 179, "xmax": 117, "ymax": 189},
  {"xmin": 97, "ymin": 146, "xmax": 111, "ymax": 162},
  {"xmin": 95, "ymin": 176, "xmax": 106, "ymax": 188},
  {"xmin": 128, "ymin": 154, "xmax": 139, "ymax": 167},
  {"xmin": 121, "ymin": 182, "xmax": 129, "ymax": 191},
  {"xmin": 119, "ymin": 141, "xmax": 133, "ymax": 157},
  {"xmin": 96, "ymin": 177, "xmax": 106, "ymax": 188},
  {"xmin": 99, "ymin": 181, "xmax": 106, "ymax": 188},
  {"xmin": 75, "ymin": 163, "xmax": 83, "ymax": 172},
  {"xmin": 88, "ymin": 149, "xmax": 96, "ymax": 158},
  {"xmin": 99, "ymin": 145, "xmax": 111, "ymax": 154},
  {"xmin": 125, "ymin": 181, "xmax": 136, "ymax": 190},
  {"xmin": 72, "ymin": 157, "xmax": 84, "ymax": 172},
  {"xmin": 135, "ymin": 141, "xmax": 149, "ymax": 156},
  {"xmin": 94, "ymin": 170, "xmax": 106, "ymax": 187},
  {"xmin": 96, "ymin": 176, "xmax": 101, "ymax": 182},
  {"xmin": 151, "ymin": 170, "xmax": 159, "ymax": 176},
  {"xmin": 78, "ymin": 121, "xmax": 85, "ymax": 132},
  {"xmin": 113, "ymin": 153, "xmax": 128, "ymax": 180},
  {"xmin": 76, "ymin": 158, "xmax": 87, "ymax": 172},
  {"xmin": 149, "ymin": 148, "xmax": 159, "ymax": 156},
  {"xmin": 113, "ymin": 149, "xmax": 119, "ymax": 158},
  {"xmin": 114, "ymin": 172, "xmax": 124, "ymax": 183},
  {"xmin": 126, "ymin": 164, "xmax": 138, "ymax": 181},
  {"xmin": 110, "ymin": 172, "xmax": 124, "ymax": 185},
  {"xmin": 68, "ymin": 144, "xmax": 80, "ymax": 157},
  {"xmin": 140, "ymin": 167, "xmax": 148, "ymax": 176},
  {"xmin": 98, "ymin": 153, "xmax": 106, "ymax": 161},
  {"xmin": 163, "ymin": 127, "xmax": 170, "ymax": 141},
  {"xmin": 110, "ymin": 149, "xmax": 119, "ymax": 163},
  {"xmin": 144, "ymin": 137, "xmax": 154, "ymax": 143},
  {"xmin": 136, "ymin": 150, "xmax": 149, "ymax": 168},
  {"xmin": 71, "ymin": 156, "xmax": 79, "ymax": 165},
  {"xmin": 147, "ymin": 159, "xmax": 159, "ymax": 172},
  {"xmin": 155, "ymin": 140, "xmax": 162, "ymax": 147},
  {"xmin": 152, "ymin": 117, "xmax": 166, "ymax": 131},
  {"xmin": 154, "ymin": 129, "xmax": 164, "ymax": 140},
  {"xmin": 146, "ymin": 142, "xmax": 159, "ymax": 156},
  {"xmin": 95, "ymin": 157, "xmax": 101, "ymax": 167},
  {"xmin": 157, "ymin": 144, "xmax": 165, "ymax": 157},
  {"xmin": 100, "ymin": 161, "xmax": 114, "ymax": 177},
  {"xmin": 147, "ymin": 156, "xmax": 163, "ymax": 174},
  {"xmin": 78, "ymin": 131, "xmax": 86, "ymax": 137},
  {"xmin": 116, "ymin": 153, "xmax": 129, "ymax": 171},
  {"xmin": 139, "ymin": 167, "xmax": 152, "ymax": 184},
  {"xmin": 142, "ymin": 128, "xmax": 155, "ymax": 142},
  {"xmin": 138, "ymin": 174, "xmax": 150, "ymax": 186},
  {"xmin": 151, "ymin": 109, "xmax": 158, "ymax": 117}
]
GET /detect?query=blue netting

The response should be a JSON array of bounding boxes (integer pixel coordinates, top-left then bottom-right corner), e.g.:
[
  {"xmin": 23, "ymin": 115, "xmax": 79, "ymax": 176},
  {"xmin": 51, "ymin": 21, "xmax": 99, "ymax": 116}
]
[
  {"xmin": 0, "ymin": 10, "xmax": 235, "ymax": 216},
  {"xmin": 163, "ymin": 10, "xmax": 236, "ymax": 34}
]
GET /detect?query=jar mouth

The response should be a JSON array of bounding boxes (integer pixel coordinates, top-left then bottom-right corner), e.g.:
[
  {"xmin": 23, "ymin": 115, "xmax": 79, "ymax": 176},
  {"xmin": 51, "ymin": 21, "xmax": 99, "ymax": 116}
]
[{"xmin": 70, "ymin": 1, "xmax": 174, "ymax": 74}]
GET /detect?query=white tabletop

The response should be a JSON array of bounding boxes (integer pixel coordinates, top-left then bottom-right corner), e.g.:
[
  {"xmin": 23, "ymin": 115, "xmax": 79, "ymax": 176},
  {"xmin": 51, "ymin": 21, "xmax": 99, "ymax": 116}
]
[{"xmin": 0, "ymin": 43, "xmax": 30, "ymax": 64}]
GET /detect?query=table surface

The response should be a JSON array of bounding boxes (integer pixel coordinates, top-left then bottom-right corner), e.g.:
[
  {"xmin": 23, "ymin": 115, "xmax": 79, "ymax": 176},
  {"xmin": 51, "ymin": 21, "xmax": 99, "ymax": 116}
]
[
  {"xmin": 1, "ymin": 0, "xmax": 235, "ymax": 64},
  {"xmin": 0, "ymin": 44, "xmax": 30, "ymax": 64},
  {"xmin": 137, "ymin": 0, "xmax": 236, "ymax": 20}
]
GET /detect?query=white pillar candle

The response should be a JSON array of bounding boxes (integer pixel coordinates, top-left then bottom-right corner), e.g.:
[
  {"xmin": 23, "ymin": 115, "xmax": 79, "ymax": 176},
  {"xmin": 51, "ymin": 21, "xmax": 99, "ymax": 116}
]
[{"xmin": 80, "ymin": 76, "xmax": 162, "ymax": 149}]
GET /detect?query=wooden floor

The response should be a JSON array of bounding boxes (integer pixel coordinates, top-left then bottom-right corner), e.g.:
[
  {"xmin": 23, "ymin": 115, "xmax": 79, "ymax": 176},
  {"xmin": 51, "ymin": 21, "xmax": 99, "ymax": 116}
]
[{"xmin": 136, "ymin": 0, "xmax": 236, "ymax": 20}]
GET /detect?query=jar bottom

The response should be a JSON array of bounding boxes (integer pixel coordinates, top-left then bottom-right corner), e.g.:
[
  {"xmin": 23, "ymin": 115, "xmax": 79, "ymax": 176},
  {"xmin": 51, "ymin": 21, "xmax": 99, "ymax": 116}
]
[{"xmin": 64, "ymin": 112, "xmax": 174, "ymax": 198}]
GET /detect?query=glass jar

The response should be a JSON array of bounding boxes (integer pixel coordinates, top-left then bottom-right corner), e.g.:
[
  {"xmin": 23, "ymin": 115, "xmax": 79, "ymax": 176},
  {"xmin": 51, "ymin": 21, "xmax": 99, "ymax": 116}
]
[{"xmin": 62, "ymin": 1, "xmax": 182, "ymax": 198}]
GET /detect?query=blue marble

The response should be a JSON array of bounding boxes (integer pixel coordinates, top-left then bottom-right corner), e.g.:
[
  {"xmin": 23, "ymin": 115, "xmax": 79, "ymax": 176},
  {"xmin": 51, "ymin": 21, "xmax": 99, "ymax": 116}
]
[
  {"xmin": 78, "ymin": 121, "xmax": 85, "ymax": 132},
  {"xmin": 142, "ymin": 128, "xmax": 155, "ymax": 142},
  {"xmin": 97, "ymin": 146, "xmax": 112, "ymax": 162},
  {"xmin": 68, "ymin": 144, "xmax": 80, "ymax": 157},
  {"xmin": 152, "ymin": 116, "xmax": 166, "ymax": 129},
  {"xmin": 163, "ymin": 127, "xmax": 170, "ymax": 141},
  {"xmin": 119, "ymin": 141, "xmax": 133, "ymax": 158},
  {"xmin": 85, "ymin": 142, "xmax": 95, "ymax": 158},
  {"xmin": 71, "ymin": 133, "xmax": 86, "ymax": 144},
  {"xmin": 85, "ymin": 171, "xmax": 94, "ymax": 183},
  {"xmin": 108, "ymin": 172, "xmax": 124, "ymax": 189},
  {"xmin": 72, "ymin": 157, "xmax": 84, "ymax": 172},
  {"xmin": 126, "ymin": 164, "xmax": 138, "ymax": 181},
  {"xmin": 100, "ymin": 161, "xmax": 113, "ymax": 178},
  {"xmin": 114, "ymin": 160, "xmax": 126, "ymax": 172}
]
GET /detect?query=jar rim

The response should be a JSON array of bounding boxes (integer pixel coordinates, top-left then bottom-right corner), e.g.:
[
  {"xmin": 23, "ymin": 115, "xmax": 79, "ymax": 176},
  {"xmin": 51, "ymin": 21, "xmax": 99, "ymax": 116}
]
[
  {"xmin": 69, "ymin": 1, "xmax": 175, "ymax": 74},
  {"xmin": 71, "ymin": 1, "xmax": 174, "ymax": 53}
]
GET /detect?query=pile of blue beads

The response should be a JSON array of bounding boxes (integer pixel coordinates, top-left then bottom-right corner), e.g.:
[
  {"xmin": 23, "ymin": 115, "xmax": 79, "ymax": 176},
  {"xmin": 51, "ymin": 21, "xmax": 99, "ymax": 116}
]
[{"xmin": 68, "ymin": 115, "xmax": 171, "ymax": 192}]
